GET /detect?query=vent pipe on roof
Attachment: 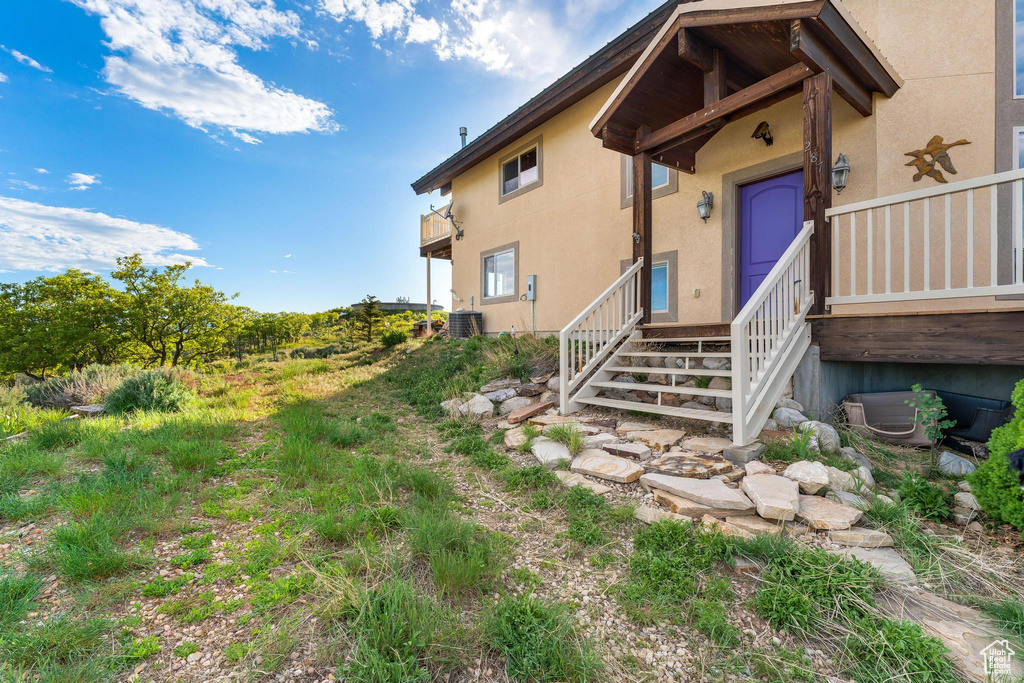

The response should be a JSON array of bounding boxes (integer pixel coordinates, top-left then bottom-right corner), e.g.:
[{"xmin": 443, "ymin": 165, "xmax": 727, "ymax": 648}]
[{"xmin": 459, "ymin": 127, "xmax": 468, "ymax": 149}]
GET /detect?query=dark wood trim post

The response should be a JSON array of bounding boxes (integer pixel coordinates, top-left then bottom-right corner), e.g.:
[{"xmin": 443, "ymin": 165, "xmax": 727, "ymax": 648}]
[
  {"xmin": 632, "ymin": 126, "xmax": 653, "ymax": 324},
  {"xmin": 803, "ymin": 72, "xmax": 833, "ymax": 316}
]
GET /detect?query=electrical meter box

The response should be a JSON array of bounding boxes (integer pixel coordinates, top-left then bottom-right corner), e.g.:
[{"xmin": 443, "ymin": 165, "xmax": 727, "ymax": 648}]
[{"xmin": 526, "ymin": 275, "xmax": 537, "ymax": 301}]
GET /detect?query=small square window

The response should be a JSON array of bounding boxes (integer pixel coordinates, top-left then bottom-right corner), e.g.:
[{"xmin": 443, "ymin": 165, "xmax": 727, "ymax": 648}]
[
  {"xmin": 501, "ymin": 145, "xmax": 540, "ymax": 197},
  {"xmin": 484, "ymin": 249, "xmax": 515, "ymax": 298},
  {"xmin": 626, "ymin": 163, "xmax": 671, "ymax": 198}
]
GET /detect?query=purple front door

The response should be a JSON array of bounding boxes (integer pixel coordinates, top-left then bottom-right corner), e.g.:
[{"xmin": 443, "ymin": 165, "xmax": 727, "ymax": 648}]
[{"xmin": 739, "ymin": 170, "xmax": 804, "ymax": 307}]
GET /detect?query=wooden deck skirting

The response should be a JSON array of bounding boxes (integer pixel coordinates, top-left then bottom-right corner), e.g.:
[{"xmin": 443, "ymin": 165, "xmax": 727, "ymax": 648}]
[{"xmin": 810, "ymin": 308, "xmax": 1024, "ymax": 365}]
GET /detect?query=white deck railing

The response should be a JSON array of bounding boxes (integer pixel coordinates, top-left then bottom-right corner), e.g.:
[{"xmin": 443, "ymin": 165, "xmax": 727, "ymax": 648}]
[
  {"xmin": 420, "ymin": 210, "xmax": 453, "ymax": 246},
  {"xmin": 827, "ymin": 169, "xmax": 1024, "ymax": 306},
  {"xmin": 559, "ymin": 258, "xmax": 643, "ymax": 414},
  {"xmin": 731, "ymin": 221, "xmax": 815, "ymax": 446}
]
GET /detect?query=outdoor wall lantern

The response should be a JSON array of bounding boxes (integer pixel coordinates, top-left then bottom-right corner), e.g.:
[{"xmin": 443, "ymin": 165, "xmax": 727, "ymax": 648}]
[
  {"xmin": 751, "ymin": 121, "xmax": 773, "ymax": 146},
  {"xmin": 697, "ymin": 191, "xmax": 714, "ymax": 223},
  {"xmin": 832, "ymin": 153, "xmax": 851, "ymax": 195}
]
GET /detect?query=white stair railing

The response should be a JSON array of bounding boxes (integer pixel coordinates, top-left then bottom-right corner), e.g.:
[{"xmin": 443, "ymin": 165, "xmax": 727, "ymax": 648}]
[
  {"xmin": 827, "ymin": 168, "xmax": 1024, "ymax": 306},
  {"xmin": 731, "ymin": 221, "xmax": 815, "ymax": 445},
  {"xmin": 560, "ymin": 258, "xmax": 643, "ymax": 414}
]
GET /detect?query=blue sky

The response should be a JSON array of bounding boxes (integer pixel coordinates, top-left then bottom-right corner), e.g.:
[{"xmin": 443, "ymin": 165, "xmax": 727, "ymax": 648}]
[{"xmin": 0, "ymin": 0, "xmax": 658, "ymax": 313}]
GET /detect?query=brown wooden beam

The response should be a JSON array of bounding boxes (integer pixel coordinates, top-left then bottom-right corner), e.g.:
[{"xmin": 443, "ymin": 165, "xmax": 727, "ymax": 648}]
[
  {"xmin": 677, "ymin": 28, "xmax": 758, "ymax": 93},
  {"xmin": 803, "ymin": 72, "xmax": 833, "ymax": 316},
  {"xmin": 678, "ymin": 1, "xmax": 825, "ymax": 28},
  {"xmin": 811, "ymin": 311, "xmax": 1024, "ymax": 365},
  {"xmin": 637, "ymin": 63, "xmax": 811, "ymax": 154},
  {"xmin": 815, "ymin": 3, "xmax": 899, "ymax": 97},
  {"xmin": 705, "ymin": 47, "xmax": 727, "ymax": 106},
  {"xmin": 632, "ymin": 127, "xmax": 653, "ymax": 325},
  {"xmin": 601, "ymin": 122, "xmax": 635, "ymax": 152},
  {"xmin": 790, "ymin": 19, "xmax": 872, "ymax": 117}
]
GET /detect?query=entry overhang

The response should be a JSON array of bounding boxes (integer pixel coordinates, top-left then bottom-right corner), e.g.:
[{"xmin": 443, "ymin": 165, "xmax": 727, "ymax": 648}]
[{"xmin": 590, "ymin": 0, "xmax": 901, "ymax": 171}]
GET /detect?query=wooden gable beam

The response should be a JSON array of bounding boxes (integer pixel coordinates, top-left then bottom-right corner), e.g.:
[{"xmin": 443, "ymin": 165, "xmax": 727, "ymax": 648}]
[
  {"xmin": 637, "ymin": 62, "xmax": 811, "ymax": 155},
  {"xmin": 677, "ymin": 28, "xmax": 758, "ymax": 94},
  {"xmin": 790, "ymin": 19, "xmax": 872, "ymax": 117},
  {"xmin": 815, "ymin": 2, "xmax": 899, "ymax": 97}
]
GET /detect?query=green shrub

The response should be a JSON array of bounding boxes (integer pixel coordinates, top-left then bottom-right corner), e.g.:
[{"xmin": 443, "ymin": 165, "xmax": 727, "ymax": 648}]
[
  {"xmin": 23, "ymin": 364, "xmax": 138, "ymax": 409},
  {"xmin": 0, "ymin": 384, "xmax": 26, "ymax": 410},
  {"xmin": 381, "ymin": 330, "xmax": 409, "ymax": 348},
  {"xmin": 104, "ymin": 370, "xmax": 195, "ymax": 415},
  {"xmin": 289, "ymin": 344, "xmax": 341, "ymax": 359},
  {"xmin": 483, "ymin": 595, "xmax": 601, "ymax": 682},
  {"xmin": 896, "ymin": 472, "xmax": 952, "ymax": 521},
  {"xmin": 970, "ymin": 377, "xmax": 1024, "ymax": 531}
]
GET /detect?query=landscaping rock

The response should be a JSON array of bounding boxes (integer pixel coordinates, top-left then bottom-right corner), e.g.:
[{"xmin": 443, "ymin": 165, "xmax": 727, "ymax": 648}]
[
  {"xmin": 954, "ymin": 491, "xmax": 980, "ymax": 511},
  {"xmin": 640, "ymin": 474, "xmax": 755, "ymax": 512},
  {"xmin": 840, "ymin": 446, "xmax": 873, "ymax": 472},
  {"xmin": 508, "ymin": 400, "xmax": 555, "ymax": 424},
  {"xmin": 70, "ymin": 404, "xmax": 105, "ymax": 417},
  {"xmin": 874, "ymin": 493, "xmax": 895, "ymax": 505},
  {"xmin": 727, "ymin": 515, "xmax": 785, "ymax": 536},
  {"xmin": 782, "ymin": 461, "xmax": 830, "ymax": 494},
  {"xmin": 601, "ymin": 441, "xmax": 652, "ymax": 461},
  {"xmin": 652, "ymin": 490, "xmax": 751, "ymax": 518},
  {"xmin": 627, "ymin": 429, "xmax": 685, "ymax": 451},
  {"xmin": 681, "ymin": 436, "xmax": 732, "ymax": 454},
  {"xmin": 440, "ymin": 398, "xmax": 465, "ymax": 414},
  {"xmin": 826, "ymin": 466, "xmax": 858, "ymax": 493},
  {"xmin": 480, "ymin": 378, "xmax": 521, "ymax": 393},
  {"xmin": 582, "ymin": 433, "xmax": 618, "ymax": 449},
  {"xmin": 957, "ymin": 480, "xmax": 972, "ymax": 492},
  {"xmin": 829, "ymin": 528, "xmax": 893, "ymax": 548},
  {"xmin": 682, "ymin": 401, "xmax": 715, "ymax": 412},
  {"xmin": 545, "ymin": 376, "xmax": 560, "ymax": 392},
  {"xmin": 762, "ymin": 418, "xmax": 779, "ymax": 431},
  {"xmin": 703, "ymin": 357, "xmax": 730, "ymax": 370},
  {"xmin": 554, "ymin": 471, "xmax": 611, "ymax": 496},
  {"xmin": 826, "ymin": 490, "xmax": 869, "ymax": 509},
  {"xmin": 644, "ymin": 452, "xmax": 733, "ymax": 479},
  {"xmin": 517, "ymin": 383, "xmax": 544, "ymax": 397},
  {"xmin": 772, "ymin": 407, "xmax": 808, "ymax": 428},
  {"xmin": 500, "ymin": 396, "xmax": 535, "ymax": 415},
  {"xmin": 483, "ymin": 388, "xmax": 518, "ymax": 402},
  {"xmin": 938, "ymin": 451, "xmax": 977, "ymax": 476},
  {"xmin": 528, "ymin": 414, "xmax": 578, "ymax": 427},
  {"xmin": 634, "ymin": 506, "xmax": 686, "ymax": 525},
  {"xmin": 741, "ymin": 474, "xmax": 800, "ymax": 521},
  {"xmin": 830, "ymin": 547, "xmax": 917, "ymax": 585},
  {"xmin": 745, "ymin": 461, "xmax": 775, "ymax": 476},
  {"xmin": 952, "ymin": 506, "xmax": 976, "ymax": 525},
  {"xmin": 504, "ymin": 427, "xmax": 528, "ymax": 449},
  {"xmin": 797, "ymin": 495, "xmax": 863, "ymax": 530},
  {"xmin": 615, "ymin": 421, "xmax": 657, "ymax": 435},
  {"xmin": 776, "ymin": 397, "xmax": 804, "ymax": 412},
  {"xmin": 723, "ymin": 441, "xmax": 765, "ymax": 465},
  {"xmin": 462, "ymin": 394, "xmax": 494, "ymax": 418},
  {"xmin": 530, "ymin": 437, "xmax": 571, "ymax": 469},
  {"xmin": 852, "ymin": 465, "xmax": 874, "ymax": 489},
  {"xmin": 799, "ymin": 421, "xmax": 841, "ymax": 454},
  {"xmin": 701, "ymin": 515, "xmax": 751, "ymax": 538},
  {"xmin": 570, "ymin": 450, "xmax": 644, "ymax": 483}
]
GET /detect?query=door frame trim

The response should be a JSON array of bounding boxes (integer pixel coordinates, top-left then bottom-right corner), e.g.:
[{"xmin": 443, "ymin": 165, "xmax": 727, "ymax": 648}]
[{"xmin": 720, "ymin": 152, "xmax": 803, "ymax": 320}]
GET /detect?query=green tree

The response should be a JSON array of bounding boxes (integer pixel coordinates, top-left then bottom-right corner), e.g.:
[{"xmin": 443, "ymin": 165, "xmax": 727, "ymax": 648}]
[
  {"xmin": 0, "ymin": 270, "xmax": 126, "ymax": 378},
  {"xmin": 112, "ymin": 254, "xmax": 242, "ymax": 367},
  {"xmin": 356, "ymin": 295, "xmax": 382, "ymax": 342}
]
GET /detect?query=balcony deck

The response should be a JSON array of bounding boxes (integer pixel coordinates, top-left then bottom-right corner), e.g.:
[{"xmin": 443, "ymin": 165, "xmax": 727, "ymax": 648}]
[{"xmin": 420, "ymin": 210, "xmax": 453, "ymax": 259}]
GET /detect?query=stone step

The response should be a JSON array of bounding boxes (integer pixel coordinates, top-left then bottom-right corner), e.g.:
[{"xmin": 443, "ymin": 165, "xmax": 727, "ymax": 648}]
[
  {"xmin": 575, "ymin": 396, "xmax": 734, "ymax": 424},
  {"xmin": 605, "ymin": 366, "xmax": 732, "ymax": 377},
  {"xmin": 620, "ymin": 351, "xmax": 731, "ymax": 358},
  {"xmin": 591, "ymin": 381, "xmax": 731, "ymax": 398}
]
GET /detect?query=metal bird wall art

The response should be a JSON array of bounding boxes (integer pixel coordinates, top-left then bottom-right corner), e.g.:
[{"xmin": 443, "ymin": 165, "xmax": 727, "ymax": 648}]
[{"xmin": 904, "ymin": 136, "xmax": 971, "ymax": 183}]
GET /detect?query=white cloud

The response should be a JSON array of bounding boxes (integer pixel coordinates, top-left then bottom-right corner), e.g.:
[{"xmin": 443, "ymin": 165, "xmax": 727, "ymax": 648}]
[
  {"xmin": 70, "ymin": 0, "xmax": 337, "ymax": 140},
  {"xmin": 35, "ymin": 168, "xmax": 49, "ymax": 174},
  {"xmin": 319, "ymin": 0, "xmax": 626, "ymax": 81},
  {"xmin": 0, "ymin": 196, "xmax": 209, "ymax": 272},
  {"xmin": 0, "ymin": 72, "xmax": 7, "ymax": 83},
  {"xmin": 270, "ymin": 269, "xmax": 278, "ymax": 273},
  {"xmin": 1, "ymin": 46, "xmax": 53, "ymax": 73},
  {"xmin": 67, "ymin": 173, "xmax": 101, "ymax": 191},
  {"xmin": 8, "ymin": 179, "xmax": 44, "ymax": 191},
  {"xmin": 284, "ymin": 253, "xmax": 293, "ymax": 258}
]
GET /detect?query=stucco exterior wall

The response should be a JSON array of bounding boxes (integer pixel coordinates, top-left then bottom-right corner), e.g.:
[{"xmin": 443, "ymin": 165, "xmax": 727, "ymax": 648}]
[{"xmin": 443, "ymin": 0, "xmax": 1004, "ymax": 334}]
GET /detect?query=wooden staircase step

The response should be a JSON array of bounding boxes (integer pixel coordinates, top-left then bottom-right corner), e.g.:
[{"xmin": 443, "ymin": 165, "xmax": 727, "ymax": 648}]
[
  {"xmin": 636, "ymin": 336, "xmax": 731, "ymax": 344},
  {"xmin": 621, "ymin": 351, "xmax": 731, "ymax": 358},
  {"xmin": 606, "ymin": 366, "xmax": 732, "ymax": 377},
  {"xmin": 576, "ymin": 397, "xmax": 734, "ymax": 423},
  {"xmin": 591, "ymin": 382, "xmax": 731, "ymax": 397}
]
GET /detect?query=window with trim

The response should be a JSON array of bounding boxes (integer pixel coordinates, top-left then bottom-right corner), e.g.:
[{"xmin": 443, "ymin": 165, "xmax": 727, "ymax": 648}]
[
  {"xmin": 483, "ymin": 248, "xmax": 515, "ymax": 299},
  {"xmin": 499, "ymin": 140, "xmax": 541, "ymax": 202},
  {"xmin": 651, "ymin": 262, "xmax": 669, "ymax": 313},
  {"xmin": 1016, "ymin": 0, "xmax": 1023, "ymax": 98},
  {"xmin": 1015, "ymin": 127, "xmax": 1024, "ymax": 169},
  {"xmin": 620, "ymin": 156, "xmax": 678, "ymax": 208}
]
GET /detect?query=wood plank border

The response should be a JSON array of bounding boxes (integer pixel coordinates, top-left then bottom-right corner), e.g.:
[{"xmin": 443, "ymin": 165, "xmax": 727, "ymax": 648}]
[{"xmin": 811, "ymin": 310, "xmax": 1024, "ymax": 365}]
